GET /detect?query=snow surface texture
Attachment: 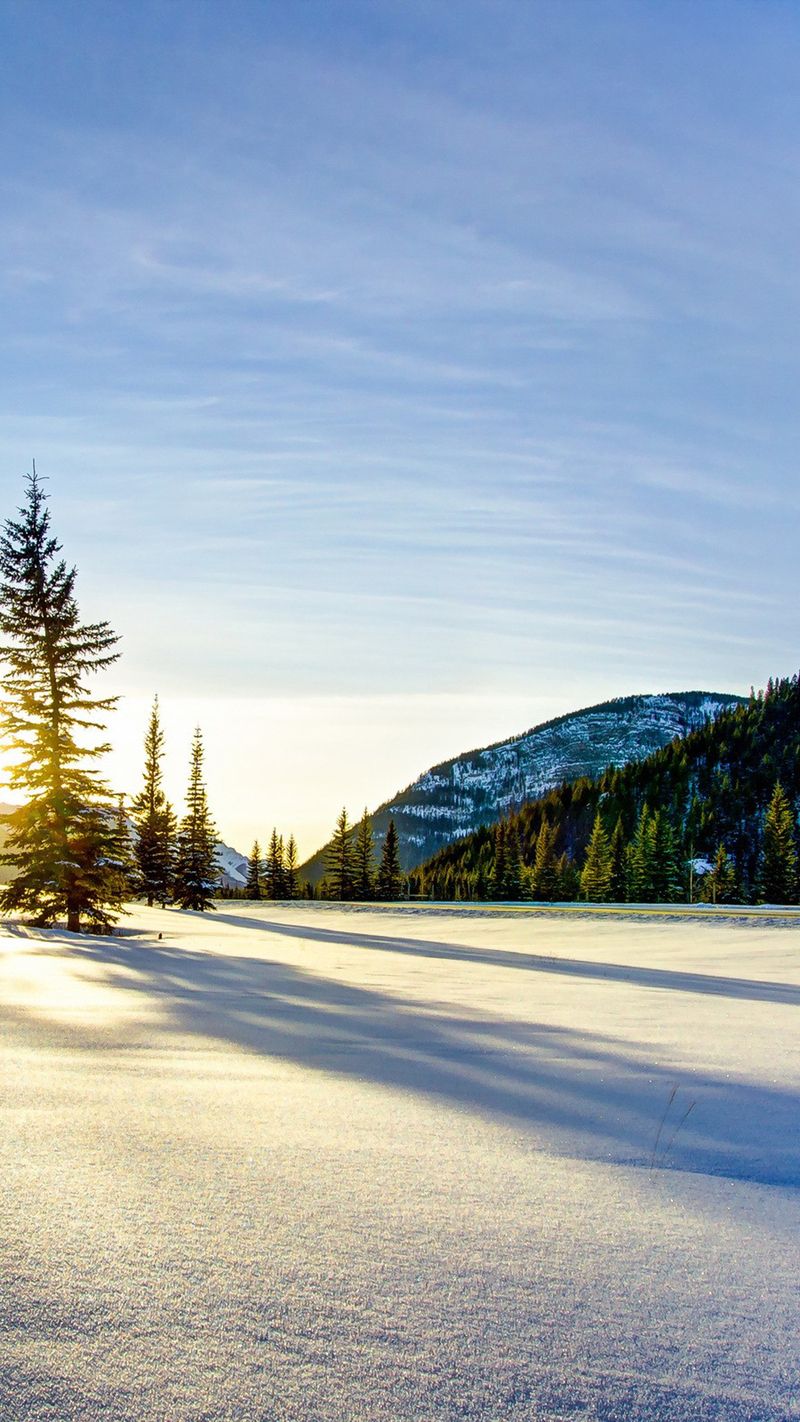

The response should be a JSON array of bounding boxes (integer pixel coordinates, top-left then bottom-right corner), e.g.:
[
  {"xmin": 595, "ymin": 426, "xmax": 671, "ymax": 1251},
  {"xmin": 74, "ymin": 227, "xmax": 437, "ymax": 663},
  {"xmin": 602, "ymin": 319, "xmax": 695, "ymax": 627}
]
[
  {"xmin": 2, "ymin": 901, "xmax": 799, "ymax": 1422},
  {"xmin": 301, "ymin": 690, "xmax": 744, "ymax": 878}
]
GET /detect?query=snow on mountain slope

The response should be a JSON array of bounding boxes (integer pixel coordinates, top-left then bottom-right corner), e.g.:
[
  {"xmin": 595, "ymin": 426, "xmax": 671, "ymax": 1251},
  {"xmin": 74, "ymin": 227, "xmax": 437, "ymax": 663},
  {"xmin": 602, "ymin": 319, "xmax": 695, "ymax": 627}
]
[
  {"xmin": 214, "ymin": 841, "xmax": 249, "ymax": 890},
  {"xmin": 302, "ymin": 690, "xmax": 745, "ymax": 880}
]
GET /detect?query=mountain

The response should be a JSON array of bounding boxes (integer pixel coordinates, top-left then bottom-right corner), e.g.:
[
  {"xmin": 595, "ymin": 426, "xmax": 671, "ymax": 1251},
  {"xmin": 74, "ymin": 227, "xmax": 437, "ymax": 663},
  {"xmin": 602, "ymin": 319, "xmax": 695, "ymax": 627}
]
[
  {"xmin": 300, "ymin": 690, "xmax": 745, "ymax": 883},
  {"xmin": 418, "ymin": 676, "xmax": 799, "ymax": 903},
  {"xmin": 214, "ymin": 841, "xmax": 249, "ymax": 891}
]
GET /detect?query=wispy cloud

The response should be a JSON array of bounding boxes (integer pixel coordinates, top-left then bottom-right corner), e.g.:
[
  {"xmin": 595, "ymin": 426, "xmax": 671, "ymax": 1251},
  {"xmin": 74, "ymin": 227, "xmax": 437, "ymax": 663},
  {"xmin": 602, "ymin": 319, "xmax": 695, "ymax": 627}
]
[{"xmin": 0, "ymin": 1, "xmax": 798, "ymax": 840}]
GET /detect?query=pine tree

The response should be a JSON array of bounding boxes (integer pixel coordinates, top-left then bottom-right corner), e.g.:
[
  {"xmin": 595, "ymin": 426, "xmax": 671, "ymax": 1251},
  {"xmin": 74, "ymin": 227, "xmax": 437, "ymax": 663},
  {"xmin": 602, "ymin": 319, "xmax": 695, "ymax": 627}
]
[
  {"xmin": 554, "ymin": 851, "xmax": 580, "ymax": 902},
  {"xmin": 265, "ymin": 828, "xmax": 285, "ymax": 898},
  {"xmin": 325, "ymin": 808, "xmax": 355, "ymax": 900},
  {"xmin": 173, "ymin": 728, "xmax": 218, "ymax": 911},
  {"xmin": 703, "ymin": 844, "xmax": 738, "ymax": 904},
  {"xmin": 353, "ymin": 808, "xmax": 376, "ymax": 900},
  {"xmin": 504, "ymin": 821, "xmax": 522, "ymax": 899},
  {"xmin": 0, "ymin": 471, "xmax": 122, "ymax": 931},
  {"xmin": 580, "ymin": 813, "xmax": 613, "ymax": 901},
  {"xmin": 131, "ymin": 696, "xmax": 173, "ymax": 907},
  {"xmin": 474, "ymin": 861, "xmax": 487, "ymax": 902},
  {"xmin": 284, "ymin": 834, "xmax": 299, "ymax": 899},
  {"xmin": 492, "ymin": 820, "xmax": 507, "ymax": 899},
  {"xmin": 110, "ymin": 795, "xmax": 138, "ymax": 901},
  {"xmin": 154, "ymin": 799, "xmax": 176, "ymax": 906},
  {"xmin": 651, "ymin": 811, "xmax": 682, "ymax": 902},
  {"xmin": 759, "ymin": 781, "xmax": 797, "ymax": 904},
  {"xmin": 530, "ymin": 820, "xmax": 558, "ymax": 900},
  {"xmin": 246, "ymin": 839, "xmax": 263, "ymax": 898},
  {"xmin": 627, "ymin": 805, "xmax": 658, "ymax": 902},
  {"xmin": 608, "ymin": 817, "xmax": 627, "ymax": 902},
  {"xmin": 377, "ymin": 818, "xmax": 403, "ymax": 900}
]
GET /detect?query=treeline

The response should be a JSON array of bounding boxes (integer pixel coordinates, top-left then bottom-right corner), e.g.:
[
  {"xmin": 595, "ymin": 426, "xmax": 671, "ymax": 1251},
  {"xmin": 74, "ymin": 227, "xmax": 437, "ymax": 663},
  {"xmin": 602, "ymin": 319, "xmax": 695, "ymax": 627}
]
[
  {"xmin": 421, "ymin": 675, "xmax": 800, "ymax": 905},
  {"xmin": 233, "ymin": 830, "xmax": 303, "ymax": 900},
  {"xmin": 227, "ymin": 807, "xmax": 406, "ymax": 902}
]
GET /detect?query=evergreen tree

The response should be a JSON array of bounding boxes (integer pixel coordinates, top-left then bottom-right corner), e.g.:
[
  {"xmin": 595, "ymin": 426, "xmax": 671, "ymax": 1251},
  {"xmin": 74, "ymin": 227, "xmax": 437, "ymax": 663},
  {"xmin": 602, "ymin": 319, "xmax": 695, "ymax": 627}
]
[
  {"xmin": 377, "ymin": 818, "xmax": 403, "ymax": 900},
  {"xmin": 353, "ymin": 808, "xmax": 376, "ymax": 900},
  {"xmin": 504, "ymin": 821, "xmax": 523, "ymax": 899},
  {"xmin": 703, "ymin": 844, "xmax": 738, "ymax": 904},
  {"xmin": 554, "ymin": 851, "xmax": 580, "ymax": 902},
  {"xmin": 652, "ymin": 811, "xmax": 683, "ymax": 902},
  {"xmin": 580, "ymin": 813, "xmax": 612, "ymax": 901},
  {"xmin": 0, "ymin": 471, "xmax": 122, "ymax": 931},
  {"xmin": 608, "ymin": 817, "xmax": 627, "ymax": 903},
  {"xmin": 246, "ymin": 839, "xmax": 263, "ymax": 899},
  {"xmin": 131, "ymin": 696, "xmax": 172, "ymax": 907},
  {"xmin": 284, "ymin": 834, "xmax": 299, "ymax": 899},
  {"xmin": 265, "ymin": 828, "xmax": 285, "ymax": 899},
  {"xmin": 154, "ymin": 799, "xmax": 176, "ymax": 906},
  {"xmin": 111, "ymin": 795, "xmax": 138, "ymax": 901},
  {"xmin": 759, "ymin": 781, "xmax": 797, "ymax": 904},
  {"xmin": 325, "ymin": 807, "xmax": 355, "ymax": 900},
  {"xmin": 173, "ymin": 728, "xmax": 218, "ymax": 911},
  {"xmin": 530, "ymin": 819, "xmax": 558, "ymax": 900},
  {"xmin": 474, "ymin": 861, "xmax": 487, "ymax": 902},
  {"xmin": 627, "ymin": 805, "xmax": 657, "ymax": 902},
  {"xmin": 491, "ymin": 820, "xmax": 507, "ymax": 900}
]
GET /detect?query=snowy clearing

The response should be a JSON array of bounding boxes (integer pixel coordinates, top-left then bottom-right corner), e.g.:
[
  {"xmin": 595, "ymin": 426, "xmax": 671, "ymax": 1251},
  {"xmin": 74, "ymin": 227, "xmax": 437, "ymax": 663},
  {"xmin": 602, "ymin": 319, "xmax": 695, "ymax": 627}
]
[{"xmin": 2, "ymin": 902, "xmax": 800, "ymax": 1421}]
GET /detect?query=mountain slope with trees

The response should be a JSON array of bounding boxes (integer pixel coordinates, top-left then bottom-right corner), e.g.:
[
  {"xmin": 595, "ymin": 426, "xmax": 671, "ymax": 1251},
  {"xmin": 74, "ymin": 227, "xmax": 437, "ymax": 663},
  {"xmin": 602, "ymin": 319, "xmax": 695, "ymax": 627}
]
[
  {"xmin": 300, "ymin": 691, "xmax": 743, "ymax": 883},
  {"xmin": 418, "ymin": 676, "xmax": 800, "ymax": 904}
]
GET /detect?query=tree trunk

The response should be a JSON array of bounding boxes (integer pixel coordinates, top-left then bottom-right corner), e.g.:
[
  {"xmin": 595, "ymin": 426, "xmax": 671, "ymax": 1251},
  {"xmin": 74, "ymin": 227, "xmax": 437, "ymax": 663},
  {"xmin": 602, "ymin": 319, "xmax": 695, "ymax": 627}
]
[{"xmin": 67, "ymin": 899, "xmax": 80, "ymax": 933}]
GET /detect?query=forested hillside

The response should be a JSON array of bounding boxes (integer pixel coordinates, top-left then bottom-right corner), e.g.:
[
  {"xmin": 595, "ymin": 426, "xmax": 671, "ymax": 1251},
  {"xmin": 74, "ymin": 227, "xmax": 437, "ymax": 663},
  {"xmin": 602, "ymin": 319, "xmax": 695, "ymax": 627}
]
[
  {"xmin": 301, "ymin": 690, "xmax": 742, "ymax": 881},
  {"xmin": 417, "ymin": 676, "xmax": 800, "ymax": 904}
]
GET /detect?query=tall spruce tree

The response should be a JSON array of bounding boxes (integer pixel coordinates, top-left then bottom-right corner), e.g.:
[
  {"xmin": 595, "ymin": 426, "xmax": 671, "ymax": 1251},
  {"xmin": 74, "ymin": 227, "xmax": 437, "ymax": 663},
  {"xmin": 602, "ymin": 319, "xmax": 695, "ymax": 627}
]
[
  {"xmin": 246, "ymin": 840, "xmax": 263, "ymax": 898},
  {"xmin": 111, "ymin": 795, "xmax": 138, "ymax": 901},
  {"xmin": 608, "ymin": 817, "xmax": 627, "ymax": 903},
  {"xmin": 759, "ymin": 781, "xmax": 797, "ymax": 904},
  {"xmin": 284, "ymin": 834, "xmax": 299, "ymax": 899},
  {"xmin": 0, "ymin": 471, "xmax": 122, "ymax": 931},
  {"xmin": 353, "ymin": 808, "xmax": 376, "ymax": 900},
  {"xmin": 173, "ymin": 728, "xmax": 218, "ymax": 911},
  {"xmin": 531, "ymin": 820, "xmax": 558, "ymax": 901},
  {"xmin": 131, "ymin": 696, "xmax": 173, "ymax": 907},
  {"xmin": 492, "ymin": 820, "xmax": 507, "ymax": 900},
  {"xmin": 627, "ymin": 805, "xmax": 658, "ymax": 902},
  {"xmin": 325, "ymin": 807, "xmax": 355, "ymax": 900},
  {"xmin": 504, "ymin": 821, "xmax": 523, "ymax": 899},
  {"xmin": 651, "ymin": 811, "xmax": 683, "ymax": 902},
  {"xmin": 265, "ymin": 828, "xmax": 285, "ymax": 899},
  {"xmin": 377, "ymin": 818, "xmax": 403, "ymax": 900},
  {"xmin": 703, "ymin": 844, "xmax": 738, "ymax": 904},
  {"xmin": 580, "ymin": 813, "xmax": 612, "ymax": 902},
  {"xmin": 154, "ymin": 799, "xmax": 176, "ymax": 906}
]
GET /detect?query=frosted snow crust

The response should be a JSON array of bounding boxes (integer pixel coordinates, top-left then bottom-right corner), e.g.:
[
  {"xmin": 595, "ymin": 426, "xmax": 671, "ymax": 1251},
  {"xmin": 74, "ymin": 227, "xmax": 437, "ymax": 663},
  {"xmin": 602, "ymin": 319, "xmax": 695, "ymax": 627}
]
[{"xmin": 1, "ymin": 902, "xmax": 798, "ymax": 1421}]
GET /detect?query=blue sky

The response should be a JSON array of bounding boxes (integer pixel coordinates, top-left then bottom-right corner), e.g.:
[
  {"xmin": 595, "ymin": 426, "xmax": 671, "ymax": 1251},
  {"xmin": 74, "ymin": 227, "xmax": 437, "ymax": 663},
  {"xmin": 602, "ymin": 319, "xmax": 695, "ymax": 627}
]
[{"xmin": 1, "ymin": 0, "xmax": 799, "ymax": 851}]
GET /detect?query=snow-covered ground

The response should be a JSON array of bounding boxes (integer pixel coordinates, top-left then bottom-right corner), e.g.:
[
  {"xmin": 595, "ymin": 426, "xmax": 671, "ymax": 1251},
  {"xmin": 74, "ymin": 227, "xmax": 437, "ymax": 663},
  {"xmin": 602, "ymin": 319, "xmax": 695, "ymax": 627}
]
[{"xmin": 2, "ymin": 901, "xmax": 799, "ymax": 1421}]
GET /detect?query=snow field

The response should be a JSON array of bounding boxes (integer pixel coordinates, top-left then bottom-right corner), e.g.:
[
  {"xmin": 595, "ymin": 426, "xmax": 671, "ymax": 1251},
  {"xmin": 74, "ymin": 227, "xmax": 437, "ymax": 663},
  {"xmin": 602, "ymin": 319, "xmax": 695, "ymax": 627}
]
[{"xmin": 1, "ymin": 902, "xmax": 799, "ymax": 1420}]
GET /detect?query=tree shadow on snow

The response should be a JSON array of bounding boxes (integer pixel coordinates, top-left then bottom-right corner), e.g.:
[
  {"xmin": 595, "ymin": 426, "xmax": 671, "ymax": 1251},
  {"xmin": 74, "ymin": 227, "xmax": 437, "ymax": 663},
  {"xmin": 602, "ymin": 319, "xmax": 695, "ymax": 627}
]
[
  {"xmin": 7, "ymin": 917, "xmax": 800, "ymax": 1191},
  {"xmin": 214, "ymin": 908, "xmax": 800, "ymax": 1007}
]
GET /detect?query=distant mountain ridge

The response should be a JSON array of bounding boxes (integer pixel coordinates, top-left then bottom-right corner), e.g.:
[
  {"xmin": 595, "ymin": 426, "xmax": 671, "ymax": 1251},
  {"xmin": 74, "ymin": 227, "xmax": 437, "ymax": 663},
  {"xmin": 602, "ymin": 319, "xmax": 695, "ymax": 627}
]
[{"xmin": 300, "ymin": 690, "xmax": 745, "ymax": 882}]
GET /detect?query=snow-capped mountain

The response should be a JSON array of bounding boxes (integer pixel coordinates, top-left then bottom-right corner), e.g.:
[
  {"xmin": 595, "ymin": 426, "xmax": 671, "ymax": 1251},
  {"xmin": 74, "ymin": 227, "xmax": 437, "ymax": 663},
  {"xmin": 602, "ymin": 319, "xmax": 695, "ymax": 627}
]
[
  {"xmin": 301, "ymin": 690, "xmax": 745, "ymax": 881},
  {"xmin": 214, "ymin": 841, "xmax": 249, "ymax": 891}
]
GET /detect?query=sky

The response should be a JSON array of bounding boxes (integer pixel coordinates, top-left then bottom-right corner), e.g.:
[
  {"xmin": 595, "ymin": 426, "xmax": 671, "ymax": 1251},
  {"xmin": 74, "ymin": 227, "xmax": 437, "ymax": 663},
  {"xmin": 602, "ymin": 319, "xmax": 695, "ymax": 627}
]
[{"xmin": 1, "ymin": 0, "xmax": 800, "ymax": 856}]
